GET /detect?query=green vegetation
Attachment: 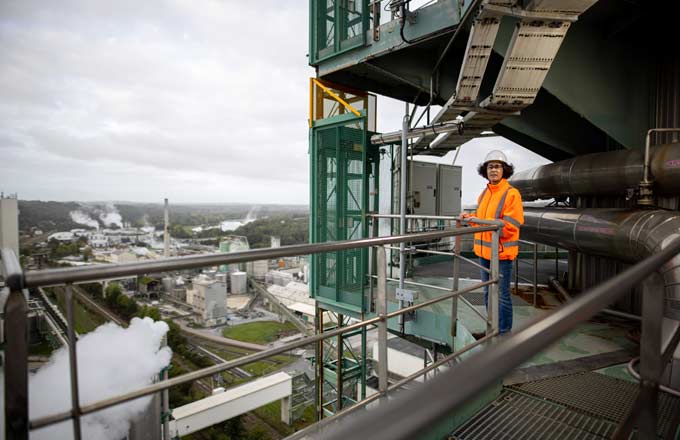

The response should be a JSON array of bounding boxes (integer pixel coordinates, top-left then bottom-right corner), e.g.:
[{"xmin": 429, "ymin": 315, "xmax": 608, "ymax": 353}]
[
  {"xmin": 103, "ymin": 283, "xmax": 139, "ymax": 321},
  {"xmin": 29, "ymin": 341, "xmax": 55, "ymax": 356},
  {"xmin": 80, "ymin": 283, "xmax": 103, "ymax": 297},
  {"xmin": 242, "ymin": 360, "xmax": 280, "ymax": 376},
  {"xmin": 17, "ymin": 200, "xmax": 81, "ymax": 231},
  {"xmin": 232, "ymin": 215, "xmax": 308, "ymax": 248},
  {"xmin": 47, "ymin": 288, "xmax": 106, "ymax": 334},
  {"xmin": 222, "ymin": 321, "xmax": 298, "ymax": 344},
  {"xmin": 48, "ymin": 236, "xmax": 87, "ymax": 260},
  {"xmin": 184, "ymin": 416, "xmax": 246, "ymax": 440},
  {"xmin": 254, "ymin": 401, "xmax": 294, "ymax": 436}
]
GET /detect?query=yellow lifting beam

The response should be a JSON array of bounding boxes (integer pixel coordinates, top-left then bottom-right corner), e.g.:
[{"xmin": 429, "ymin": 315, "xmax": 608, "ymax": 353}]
[{"xmin": 309, "ymin": 78, "xmax": 362, "ymax": 127}]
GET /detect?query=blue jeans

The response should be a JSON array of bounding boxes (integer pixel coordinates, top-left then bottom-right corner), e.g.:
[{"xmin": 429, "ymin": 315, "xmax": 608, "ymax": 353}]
[{"xmin": 480, "ymin": 258, "xmax": 513, "ymax": 334}]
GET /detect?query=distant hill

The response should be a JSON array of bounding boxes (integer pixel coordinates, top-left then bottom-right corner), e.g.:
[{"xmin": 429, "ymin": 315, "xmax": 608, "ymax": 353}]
[
  {"xmin": 18, "ymin": 200, "xmax": 82, "ymax": 232},
  {"xmin": 17, "ymin": 200, "xmax": 309, "ymax": 233}
]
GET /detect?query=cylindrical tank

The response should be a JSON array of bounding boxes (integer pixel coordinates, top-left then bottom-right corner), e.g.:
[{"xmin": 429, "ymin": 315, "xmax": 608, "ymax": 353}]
[
  {"xmin": 230, "ymin": 271, "xmax": 247, "ymax": 294},
  {"xmin": 247, "ymin": 260, "xmax": 268, "ymax": 280},
  {"xmin": 219, "ymin": 241, "xmax": 230, "ymax": 273},
  {"xmin": 229, "ymin": 240, "xmax": 250, "ymax": 272},
  {"xmin": 161, "ymin": 276, "xmax": 173, "ymax": 293},
  {"xmin": 271, "ymin": 236, "xmax": 281, "ymax": 248}
]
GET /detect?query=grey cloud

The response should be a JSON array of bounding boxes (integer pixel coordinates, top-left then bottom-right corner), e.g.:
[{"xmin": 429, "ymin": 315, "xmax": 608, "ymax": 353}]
[{"xmin": 0, "ymin": 0, "xmax": 546, "ymax": 206}]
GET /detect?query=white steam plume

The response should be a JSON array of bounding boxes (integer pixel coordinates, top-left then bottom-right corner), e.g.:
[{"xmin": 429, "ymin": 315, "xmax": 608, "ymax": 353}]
[
  {"xmin": 69, "ymin": 210, "xmax": 100, "ymax": 230},
  {"xmin": 245, "ymin": 205, "xmax": 259, "ymax": 222},
  {"xmin": 30, "ymin": 318, "xmax": 172, "ymax": 440},
  {"xmin": 98, "ymin": 203, "xmax": 123, "ymax": 228}
]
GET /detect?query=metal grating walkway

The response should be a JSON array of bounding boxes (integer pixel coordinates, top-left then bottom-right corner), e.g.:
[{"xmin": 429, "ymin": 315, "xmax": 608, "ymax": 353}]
[
  {"xmin": 511, "ymin": 372, "xmax": 680, "ymax": 437},
  {"xmin": 451, "ymin": 389, "xmax": 616, "ymax": 439}
]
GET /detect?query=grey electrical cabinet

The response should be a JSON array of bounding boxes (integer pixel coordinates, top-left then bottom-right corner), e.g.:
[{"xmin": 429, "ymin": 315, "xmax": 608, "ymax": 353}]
[
  {"xmin": 410, "ymin": 161, "xmax": 438, "ymax": 215},
  {"xmin": 438, "ymin": 164, "xmax": 462, "ymax": 215},
  {"xmin": 407, "ymin": 159, "xmax": 462, "ymax": 216}
]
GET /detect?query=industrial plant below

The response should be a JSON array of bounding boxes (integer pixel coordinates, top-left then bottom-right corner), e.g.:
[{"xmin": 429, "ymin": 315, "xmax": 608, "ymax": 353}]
[{"xmin": 2, "ymin": 0, "xmax": 680, "ymax": 440}]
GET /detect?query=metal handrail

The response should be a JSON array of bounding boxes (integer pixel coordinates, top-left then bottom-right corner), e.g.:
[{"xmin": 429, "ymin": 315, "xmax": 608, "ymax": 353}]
[
  {"xmin": 285, "ymin": 331, "xmax": 498, "ymax": 440},
  {"xmin": 21, "ymin": 227, "xmax": 497, "ymax": 288},
  {"xmin": 1, "ymin": 224, "xmax": 502, "ymax": 435},
  {"xmin": 304, "ymin": 236, "xmax": 680, "ymax": 440},
  {"xmin": 28, "ymin": 276, "xmax": 496, "ymax": 430}
]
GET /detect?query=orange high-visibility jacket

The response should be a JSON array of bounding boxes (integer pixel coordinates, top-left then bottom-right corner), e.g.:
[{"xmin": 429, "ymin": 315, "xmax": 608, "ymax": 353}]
[{"xmin": 473, "ymin": 178, "xmax": 524, "ymax": 261}]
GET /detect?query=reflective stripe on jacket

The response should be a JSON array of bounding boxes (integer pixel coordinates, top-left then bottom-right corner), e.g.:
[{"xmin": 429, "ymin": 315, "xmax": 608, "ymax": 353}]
[{"xmin": 473, "ymin": 178, "xmax": 524, "ymax": 260}]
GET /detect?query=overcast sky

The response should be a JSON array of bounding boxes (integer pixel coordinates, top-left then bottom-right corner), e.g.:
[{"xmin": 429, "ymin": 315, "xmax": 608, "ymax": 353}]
[{"xmin": 0, "ymin": 1, "xmax": 549, "ymax": 206}]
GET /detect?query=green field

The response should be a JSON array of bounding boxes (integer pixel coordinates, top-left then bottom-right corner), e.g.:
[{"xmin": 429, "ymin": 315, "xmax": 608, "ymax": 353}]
[
  {"xmin": 47, "ymin": 289, "xmax": 106, "ymax": 334},
  {"xmin": 222, "ymin": 320, "xmax": 298, "ymax": 345}
]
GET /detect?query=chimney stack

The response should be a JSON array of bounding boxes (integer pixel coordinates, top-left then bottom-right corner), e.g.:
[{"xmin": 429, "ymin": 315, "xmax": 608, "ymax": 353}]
[{"xmin": 164, "ymin": 198, "xmax": 170, "ymax": 258}]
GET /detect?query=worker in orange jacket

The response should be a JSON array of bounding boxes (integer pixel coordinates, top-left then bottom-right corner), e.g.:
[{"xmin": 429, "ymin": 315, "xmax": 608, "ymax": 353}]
[{"xmin": 461, "ymin": 150, "xmax": 524, "ymax": 334}]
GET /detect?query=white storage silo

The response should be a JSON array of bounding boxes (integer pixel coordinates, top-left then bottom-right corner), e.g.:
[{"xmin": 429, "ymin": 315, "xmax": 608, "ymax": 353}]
[
  {"xmin": 162, "ymin": 277, "xmax": 173, "ymax": 294},
  {"xmin": 230, "ymin": 271, "xmax": 247, "ymax": 294},
  {"xmin": 248, "ymin": 260, "xmax": 268, "ymax": 280},
  {"xmin": 228, "ymin": 240, "xmax": 250, "ymax": 273}
]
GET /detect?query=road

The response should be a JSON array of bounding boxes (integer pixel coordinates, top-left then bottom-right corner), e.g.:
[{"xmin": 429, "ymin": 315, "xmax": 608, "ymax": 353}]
[
  {"xmin": 191, "ymin": 344, "xmax": 253, "ymax": 378},
  {"xmin": 176, "ymin": 320, "xmax": 268, "ymax": 351}
]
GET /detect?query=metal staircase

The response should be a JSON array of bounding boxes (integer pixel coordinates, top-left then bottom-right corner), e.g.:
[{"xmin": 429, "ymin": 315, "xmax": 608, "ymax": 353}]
[{"xmin": 414, "ymin": 0, "xmax": 598, "ymax": 155}]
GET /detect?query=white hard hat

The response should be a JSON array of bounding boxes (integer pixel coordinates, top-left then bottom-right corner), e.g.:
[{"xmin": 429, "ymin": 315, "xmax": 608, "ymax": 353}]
[{"xmin": 483, "ymin": 150, "xmax": 509, "ymax": 165}]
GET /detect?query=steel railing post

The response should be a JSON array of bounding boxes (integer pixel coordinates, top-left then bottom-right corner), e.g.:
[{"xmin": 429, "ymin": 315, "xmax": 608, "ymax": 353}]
[
  {"xmin": 398, "ymin": 111, "xmax": 409, "ymax": 333},
  {"xmin": 377, "ymin": 245, "xmax": 388, "ymax": 394},
  {"xmin": 316, "ymin": 306, "xmax": 324, "ymax": 420},
  {"xmin": 533, "ymin": 242, "xmax": 538, "ymax": 307},
  {"xmin": 638, "ymin": 273, "xmax": 664, "ymax": 439},
  {"xmin": 2, "ymin": 248, "xmax": 28, "ymax": 440},
  {"xmin": 65, "ymin": 284, "xmax": 83, "ymax": 440},
  {"xmin": 336, "ymin": 313, "xmax": 344, "ymax": 411},
  {"xmin": 451, "ymin": 220, "xmax": 461, "ymax": 338},
  {"xmin": 488, "ymin": 229, "xmax": 500, "ymax": 335},
  {"xmin": 368, "ymin": 215, "xmax": 378, "ymax": 313},
  {"xmin": 514, "ymin": 255, "xmax": 519, "ymax": 294},
  {"xmin": 162, "ymin": 367, "xmax": 170, "ymax": 440}
]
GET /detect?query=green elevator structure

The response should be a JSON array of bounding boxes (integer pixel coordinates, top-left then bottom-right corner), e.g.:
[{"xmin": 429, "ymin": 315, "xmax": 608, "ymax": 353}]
[{"xmin": 309, "ymin": 78, "xmax": 378, "ymax": 418}]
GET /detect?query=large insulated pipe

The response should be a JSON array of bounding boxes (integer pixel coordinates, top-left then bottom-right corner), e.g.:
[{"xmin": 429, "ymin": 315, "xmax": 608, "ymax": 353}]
[
  {"xmin": 509, "ymin": 143, "xmax": 680, "ymax": 201},
  {"xmin": 522, "ymin": 207, "xmax": 680, "ymax": 319}
]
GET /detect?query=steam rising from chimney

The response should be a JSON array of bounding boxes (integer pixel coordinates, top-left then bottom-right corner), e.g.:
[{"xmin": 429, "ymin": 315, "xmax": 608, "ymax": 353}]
[
  {"xmin": 69, "ymin": 210, "xmax": 100, "ymax": 230},
  {"xmin": 98, "ymin": 203, "xmax": 123, "ymax": 228}
]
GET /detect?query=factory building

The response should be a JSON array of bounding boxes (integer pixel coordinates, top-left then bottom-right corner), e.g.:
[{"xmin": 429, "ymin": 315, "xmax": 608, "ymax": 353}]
[
  {"xmin": 191, "ymin": 274, "xmax": 228, "ymax": 326},
  {"xmin": 0, "ymin": 195, "xmax": 18, "ymax": 256}
]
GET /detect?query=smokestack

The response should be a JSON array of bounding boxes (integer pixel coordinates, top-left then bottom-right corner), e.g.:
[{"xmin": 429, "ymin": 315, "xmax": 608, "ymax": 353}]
[{"xmin": 164, "ymin": 198, "xmax": 170, "ymax": 258}]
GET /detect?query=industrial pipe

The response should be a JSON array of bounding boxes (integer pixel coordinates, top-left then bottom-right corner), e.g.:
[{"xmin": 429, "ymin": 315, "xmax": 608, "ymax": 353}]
[
  {"xmin": 509, "ymin": 142, "xmax": 680, "ymax": 202},
  {"xmin": 522, "ymin": 207, "xmax": 680, "ymax": 319},
  {"xmin": 639, "ymin": 129, "xmax": 680, "ymax": 205},
  {"xmin": 370, "ymin": 119, "xmax": 463, "ymax": 145}
]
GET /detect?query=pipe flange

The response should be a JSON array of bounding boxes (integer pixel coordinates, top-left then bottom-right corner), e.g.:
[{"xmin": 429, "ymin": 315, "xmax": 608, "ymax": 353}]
[{"xmin": 637, "ymin": 181, "xmax": 654, "ymax": 206}]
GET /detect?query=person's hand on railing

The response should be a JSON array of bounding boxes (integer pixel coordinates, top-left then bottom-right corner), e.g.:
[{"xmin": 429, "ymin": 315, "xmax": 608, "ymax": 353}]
[{"xmin": 458, "ymin": 213, "xmax": 474, "ymax": 226}]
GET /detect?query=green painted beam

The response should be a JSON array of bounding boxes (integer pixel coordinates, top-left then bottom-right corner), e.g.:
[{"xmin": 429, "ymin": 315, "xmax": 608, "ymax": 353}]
[{"xmin": 316, "ymin": 0, "xmax": 466, "ymax": 76}]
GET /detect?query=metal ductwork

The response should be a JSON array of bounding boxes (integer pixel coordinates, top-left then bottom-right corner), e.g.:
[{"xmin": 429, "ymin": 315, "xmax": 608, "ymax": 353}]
[
  {"xmin": 522, "ymin": 207, "xmax": 680, "ymax": 319},
  {"xmin": 509, "ymin": 143, "xmax": 680, "ymax": 202}
]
